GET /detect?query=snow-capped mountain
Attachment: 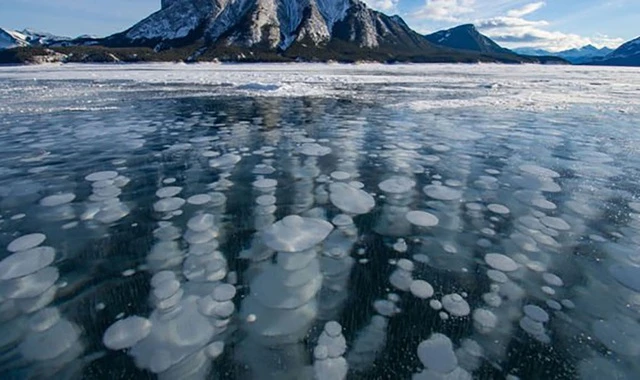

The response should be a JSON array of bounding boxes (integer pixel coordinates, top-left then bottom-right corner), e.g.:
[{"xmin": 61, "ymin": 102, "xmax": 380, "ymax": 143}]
[
  {"xmin": 596, "ymin": 36, "xmax": 640, "ymax": 66},
  {"xmin": 425, "ymin": 24, "xmax": 511, "ymax": 55},
  {"xmin": 0, "ymin": 28, "xmax": 29, "ymax": 50},
  {"xmin": 105, "ymin": 0, "xmax": 437, "ymax": 54},
  {"xmin": 0, "ymin": 27, "xmax": 70, "ymax": 50},
  {"xmin": 513, "ymin": 45, "xmax": 613, "ymax": 64}
]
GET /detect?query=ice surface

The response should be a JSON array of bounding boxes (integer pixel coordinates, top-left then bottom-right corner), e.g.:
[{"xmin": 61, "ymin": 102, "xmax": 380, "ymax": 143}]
[{"xmin": 0, "ymin": 63, "xmax": 639, "ymax": 379}]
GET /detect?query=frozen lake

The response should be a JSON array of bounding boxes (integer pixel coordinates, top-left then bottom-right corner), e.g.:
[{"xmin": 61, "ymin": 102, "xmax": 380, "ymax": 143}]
[{"xmin": 0, "ymin": 63, "xmax": 640, "ymax": 379}]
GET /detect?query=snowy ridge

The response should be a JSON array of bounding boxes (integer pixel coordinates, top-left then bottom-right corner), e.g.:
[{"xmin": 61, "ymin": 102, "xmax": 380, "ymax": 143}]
[
  {"xmin": 125, "ymin": 0, "xmax": 215, "ymax": 42},
  {"xmin": 109, "ymin": 0, "xmax": 426, "ymax": 52},
  {"xmin": 316, "ymin": 0, "xmax": 349, "ymax": 31},
  {"xmin": 0, "ymin": 28, "xmax": 29, "ymax": 50},
  {"xmin": 606, "ymin": 36, "xmax": 640, "ymax": 59}
]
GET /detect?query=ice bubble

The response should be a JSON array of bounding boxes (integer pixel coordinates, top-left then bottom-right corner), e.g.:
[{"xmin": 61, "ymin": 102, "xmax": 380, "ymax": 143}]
[
  {"xmin": 20, "ymin": 318, "xmax": 80, "ymax": 361},
  {"xmin": 187, "ymin": 214, "xmax": 215, "ymax": 232},
  {"xmin": 331, "ymin": 171, "xmax": 351, "ymax": 181},
  {"xmin": 374, "ymin": 300, "xmax": 398, "ymax": 317},
  {"xmin": 187, "ymin": 194, "xmax": 212, "ymax": 205},
  {"xmin": 29, "ymin": 307, "xmax": 61, "ymax": 332},
  {"xmin": 393, "ymin": 239, "xmax": 408, "ymax": 253},
  {"xmin": 349, "ymin": 181, "xmax": 365, "ymax": 189},
  {"xmin": 406, "ymin": 211, "xmax": 439, "ymax": 228},
  {"xmin": 526, "ymin": 261, "xmax": 546, "ymax": 272},
  {"xmin": 486, "ymin": 269, "xmax": 508, "ymax": 284},
  {"xmin": 103, "ymin": 316, "xmax": 152, "ymax": 350},
  {"xmin": 484, "ymin": 253, "xmax": 518, "ymax": 272},
  {"xmin": 439, "ymin": 312, "xmax": 449, "ymax": 320},
  {"xmin": 156, "ymin": 186, "xmax": 183, "ymax": 198},
  {"xmin": 523, "ymin": 305, "xmax": 549, "ymax": 323},
  {"xmin": 95, "ymin": 202, "xmax": 130, "ymax": 224},
  {"xmin": 482, "ymin": 292, "xmax": 502, "ymax": 307},
  {"xmin": 299, "ymin": 143, "xmax": 331, "ymax": 156},
  {"xmin": 540, "ymin": 216, "xmax": 571, "ymax": 231},
  {"xmin": 332, "ymin": 214, "xmax": 354, "ymax": 227},
  {"xmin": 209, "ymin": 153, "xmax": 241, "ymax": 168},
  {"xmin": 429, "ymin": 300, "xmax": 443, "ymax": 310},
  {"xmin": 153, "ymin": 279, "xmax": 180, "ymax": 300},
  {"xmin": 256, "ymin": 195, "xmax": 276, "ymax": 206},
  {"xmin": 154, "ymin": 225, "xmax": 181, "ymax": 241},
  {"xmin": 609, "ymin": 264, "xmax": 640, "ymax": 292},
  {"xmin": 541, "ymin": 286, "xmax": 555, "ymax": 295},
  {"xmin": 150, "ymin": 272, "xmax": 176, "ymax": 288},
  {"xmin": 122, "ymin": 269, "xmax": 135, "ymax": 277},
  {"xmin": 39, "ymin": 193, "xmax": 75, "ymax": 207},
  {"xmin": 410, "ymin": 280, "xmax": 434, "ymax": 299},
  {"xmin": 85, "ymin": 171, "xmax": 118, "ymax": 182},
  {"xmin": 153, "ymin": 197, "xmax": 186, "ymax": 212},
  {"xmin": 315, "ymin": 345, "xmax": 329, "ymax": 360},
  {"xmin": 213, "ymin": 284, "xmax": 236, "ymax": 302},
  {"xmin": 442, "ymin": 294, "xmax": 470, "ymax": 317},
  {"xmin": 184, "ymin": 228, "xmax": 219, "ymax": 245},
  {"xmin": 324, "ymin": 321, "xmax": 343, "ymax": 338},
  {"xmin": 417, "ymin": 333, "xmax": 458, "ymax": 373},
  {"xmin": 262, "ymin": 215, "xmax": 333, "ymax": 252},
  {"xmin": 487, "ymin": 204, "xmax": 510, "ymax": 215},
  {"xmin": 519, "ymin": 164, "xmax": 560, "ymax": 178},
  {"xmin": 0, "ymin": 246, "xmax": 55, "ymax": 281},
  {"xmin": 542, "ymin": 273, "xmax": 564, "ymax": 287},
  {"xmin": 163, "ymin": 177, "xmax": 176, "ymax": 184},
  {"xmin": 252, "ymin": 178, "xmax": 277, "ymax": 189},
  {"xmin": 378, "ymin": 176, "xmax": 415, "ymax": 194},
  {"xmin": 253, "ymin": 164, "xmax": 276, "ymax": 175},
  {"xmin": 546, "ymin": 300, "xmax": 562, "ymax": 310},
  {"xmin": 206, "ymin": 341, "xmax": 225, "ymax": 359},
  {"xmin": 531, "ymin": 198, "xmax": 556, "ymax": 210},
  {"xmin": 423, "ymin": 185, "xmax": 462, "ymax": 201},
  {"xmin": 519, "ymin": 316, "xmax": 546, "ymax": 338},
  {"xmin": 8, "ymin": 233, "xmax": 46, "ymax": 253},
  {"xmin": 246, "ymin": 314, "xmax": 257, "ymax": 323},
  {"xmin": 329, "ymin": 183, "xmax": 375, "ymax": 215}
]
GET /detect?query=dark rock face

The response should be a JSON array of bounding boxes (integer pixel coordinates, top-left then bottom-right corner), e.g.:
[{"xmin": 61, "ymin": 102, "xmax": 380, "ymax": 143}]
[{"xmin": 425, "ymin": 24, "xmax": 511, "ymax": 55}]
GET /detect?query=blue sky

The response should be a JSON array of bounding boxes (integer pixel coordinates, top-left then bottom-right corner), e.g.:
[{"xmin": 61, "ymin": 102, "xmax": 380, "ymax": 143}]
[{"xmin": 1, "ymin": 0, "xmax": 638, "ymax": 51}]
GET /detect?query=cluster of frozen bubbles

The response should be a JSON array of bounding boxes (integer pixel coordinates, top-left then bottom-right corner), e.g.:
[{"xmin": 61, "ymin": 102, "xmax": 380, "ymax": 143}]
[{"xmin": 2, "ymin": 117, "xmax": 640, "ymax": 380}]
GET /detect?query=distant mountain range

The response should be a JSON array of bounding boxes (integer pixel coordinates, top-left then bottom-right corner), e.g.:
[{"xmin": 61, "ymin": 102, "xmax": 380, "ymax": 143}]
[
  {"xmin": 513, "ymin": 45, "xmax": 614, "ymax": 64},
  {"xmin": 0, "ymin": 0, "xmax": 635, "ymax": 66}
]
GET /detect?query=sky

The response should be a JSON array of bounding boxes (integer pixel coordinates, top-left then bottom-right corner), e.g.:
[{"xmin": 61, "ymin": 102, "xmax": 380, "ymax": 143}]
[{"xmin": 0, "ymin": 0, "xmax": 638, "ymax": 52}]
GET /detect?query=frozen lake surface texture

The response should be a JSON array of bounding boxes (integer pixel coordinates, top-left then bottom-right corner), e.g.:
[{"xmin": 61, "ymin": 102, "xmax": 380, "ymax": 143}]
[{"xmin": 0, "ymin": 63, "xmax": 640, "ymax": 380}]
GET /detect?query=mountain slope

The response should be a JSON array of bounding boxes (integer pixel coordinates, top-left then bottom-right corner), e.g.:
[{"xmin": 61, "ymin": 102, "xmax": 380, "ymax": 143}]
[
  {"xmin": 0, "ymin": 28, "xmax": 29, "ymax": 50},
  {"xmin": 594, "ymin": 36, "xmax": 640, "ymax": 66},
  {"xmin": 425, "ymin": 24, "xmax": 511, "ymax": 55}
]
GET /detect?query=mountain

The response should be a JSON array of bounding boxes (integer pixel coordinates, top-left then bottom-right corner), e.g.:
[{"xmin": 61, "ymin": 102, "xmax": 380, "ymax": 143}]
[
  {"xmin": 0, "ymin": 28, "xmax": 29, "ymax": 50},
  {"xmin": 0, "ymin": 27, "xmax": 70, "ymax": 50},
  {"xmin": 513, "ymin": 45, "xmax": 614, "ymax": 64},
  {"xmin": 425, "ymin": 24, "xmax": 511, "ymax": 55},
  {"xmin": 95, "ymin": 0, "xmax": 551, "ymax": 63},
  {"xmin": 19, "ymin": 29, "xmax": 71, "ymax": 45},
  {"xmin": 104, "ymin": 0, "xmax": 438, "ymax": 56},
  {"xmin": 1, "ymin": 1, "xmax": 569, "ymax": 64},
  {"xmin": 594, "ymin": 36, "xmax": 640, "ymax": 66}
]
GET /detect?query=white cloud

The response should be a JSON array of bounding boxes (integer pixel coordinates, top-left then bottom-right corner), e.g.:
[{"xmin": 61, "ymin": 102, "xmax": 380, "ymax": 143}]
[
  {"xmin": 412, "ymin": 0, "xmax": 476, "ymax": 22},
  {"xmin": 473, "ymin": 1, "xmax": 621, "ymax": 51},
  {"xmin": 506, "ymin": 1, "xmax": 545, "ymax": 18},
  {"xmin": 363, "ymin": 0, "xmax": 400, "ymax": 13}
]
